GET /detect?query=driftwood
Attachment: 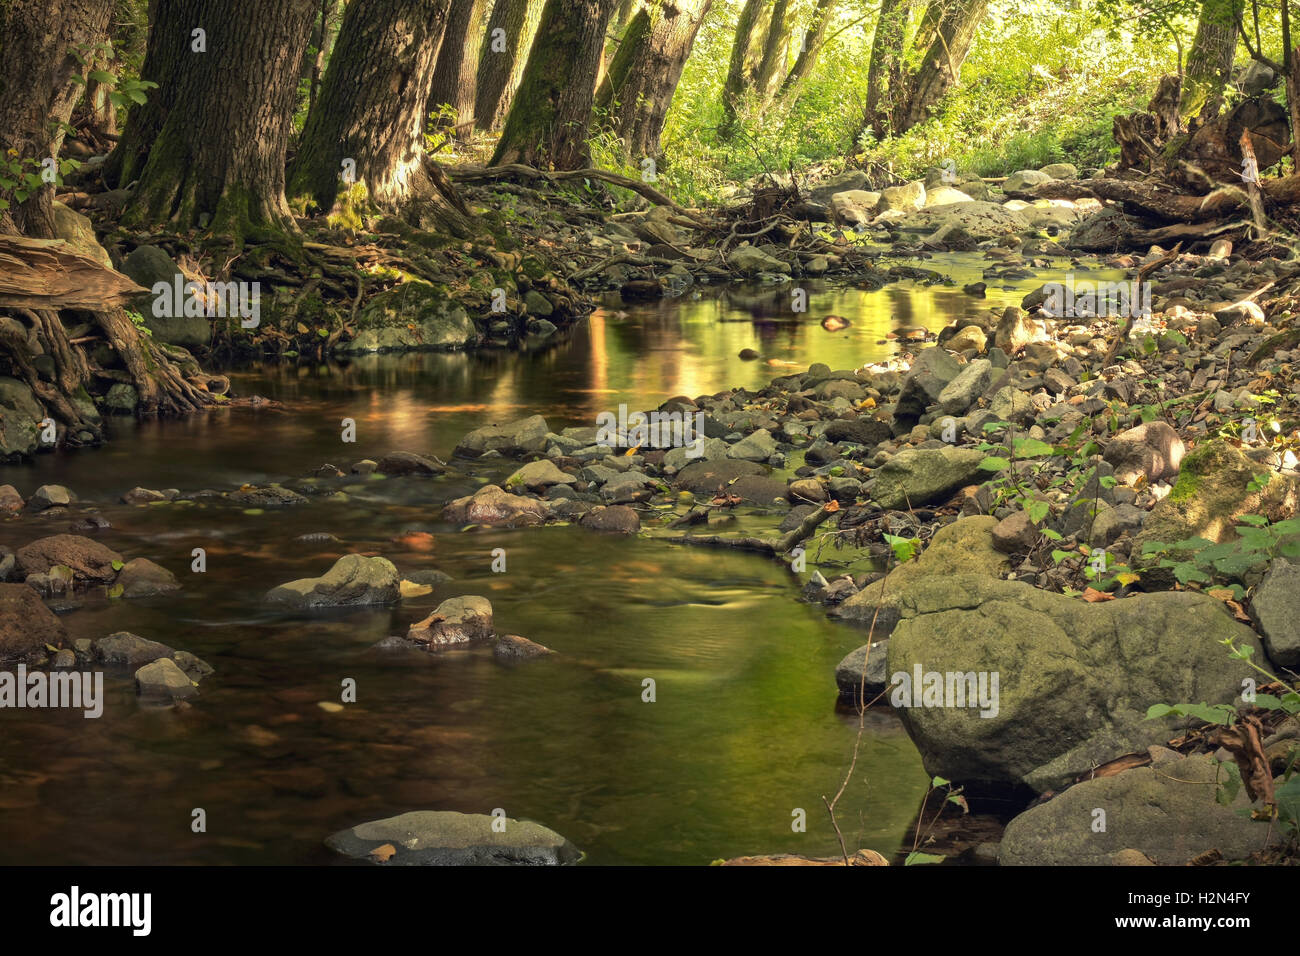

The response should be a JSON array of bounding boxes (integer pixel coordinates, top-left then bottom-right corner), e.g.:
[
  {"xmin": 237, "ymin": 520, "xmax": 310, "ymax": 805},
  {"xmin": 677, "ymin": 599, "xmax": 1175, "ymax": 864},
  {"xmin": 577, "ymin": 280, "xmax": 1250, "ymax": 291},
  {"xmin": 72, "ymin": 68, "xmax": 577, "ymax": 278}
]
[
  {"xmin": 0, "ymin": 236, "xmax": 146, "ymax": 311},
  {"xmin": 1017, "ymin": 178, "xmax": 1248, "ymax": 222}
]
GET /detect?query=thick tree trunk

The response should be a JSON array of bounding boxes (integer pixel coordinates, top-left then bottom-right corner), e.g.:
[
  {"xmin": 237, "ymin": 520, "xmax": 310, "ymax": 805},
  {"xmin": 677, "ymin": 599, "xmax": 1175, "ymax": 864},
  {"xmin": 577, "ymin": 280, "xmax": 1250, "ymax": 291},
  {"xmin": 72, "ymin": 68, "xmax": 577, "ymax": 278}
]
[
  {"xmin": 753, "ymin": 0, "xmax": 791, "ymax": 106},
  {"xmin": 858, "ymin": 0, "xmax": 913, "ymax": 144},
  {"xmin": 1180, "ymin": 0, "xmax": 1239, "ymax": 123},
  {"xmin": 490, "ymin": 0, "xmax": 618, "ymax": 170},
  {"xmin": 428, "ymin": 0, "xmax": 489, "ymax": 137},
  {"xmin": 775, "ymin": 0, "xmax": 839, "ymax": 104},
  {"xmin": 290, "ymin": 0, "xmax": 472, "ymax": 235},
  {"xmin": 0, "ymin": 0, "xmax": 113, "ymax": 237},
  {"xmin": 103, "ymin": 0, "xmax": 183, "ymax": 189},
  {"xmin": 897, "ymin": 0, "xmax": 989, "ymax": 133},
  {"xmin": 595, "ymin": 0, "xmax": 712, "ymax": 160},
  {"xmin": 718, "ymin": 0, "xmax": 766, "ymax": 138},
  {"xmin": 0, "ymin": 0, "xmax": 211, "ymax": 440},
  {"xmin": 122, "ymin": 0, "xmax": 317, "ymax": 244},
  {"xmin": 474, "ymin": 0, "xmax": 543, "ymax": 132}
]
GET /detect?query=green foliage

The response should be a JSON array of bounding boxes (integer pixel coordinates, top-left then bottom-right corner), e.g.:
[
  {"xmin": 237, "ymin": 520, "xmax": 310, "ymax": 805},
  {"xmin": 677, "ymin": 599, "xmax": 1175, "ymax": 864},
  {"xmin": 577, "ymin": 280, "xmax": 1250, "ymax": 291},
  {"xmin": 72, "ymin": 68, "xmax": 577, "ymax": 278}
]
[
  {"xmin": 1147, "ymin": 637, "xmax": 1300, "ymax": 836},
  {"xmin": 1141, "ymin": 517, "xmax": 1300, "ymax": 587},
  {"xmin": 883, "ymin": 532, "xmax": 921, "ymax": 564}
]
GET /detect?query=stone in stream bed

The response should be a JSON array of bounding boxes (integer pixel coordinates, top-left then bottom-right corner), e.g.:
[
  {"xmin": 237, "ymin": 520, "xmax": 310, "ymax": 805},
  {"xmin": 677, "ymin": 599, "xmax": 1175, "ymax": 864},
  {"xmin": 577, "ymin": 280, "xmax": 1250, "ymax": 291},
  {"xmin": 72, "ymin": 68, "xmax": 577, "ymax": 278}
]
[
  {"xmin": 374, "ymin": 451, "xmax": 444, "ymax": 476},
  {"xmin": 441, "ymin": 484, "xmax": 551, "ymax": 526},
  {"xmin": 0, "ymin": 583, "xmax": 67, "ymax": 662},
  {"xmin": 325, "ymin": 810, "xmax": 581, "ymax": 866},
  {"xmin": 26, "ymin": 484, "xmax": 75, "ymax": 512},
  {"xmin": 135, "ymin": 657, "xmax": 199, "ymax": 702},
  {"xmin": 407, "ymin": 595, "xmax": 494, "ymax": 648},
  {"xmin": 114, "ymin": 557, "xmax": 181, "ymax": 598},
  {"xmin": 15, "ymin": 534, "xmax": 122, "ymax": 584},
  {"xmin": 493, "ymin": 634, "xmax": 554, "ymax": 661},
  {"xmin": 265, "ymin": 554, "xmax": 401, "ymax": 609},
  {"xmin": 453, "ymin": 415, "xmax": 550, "ymax": 459}
]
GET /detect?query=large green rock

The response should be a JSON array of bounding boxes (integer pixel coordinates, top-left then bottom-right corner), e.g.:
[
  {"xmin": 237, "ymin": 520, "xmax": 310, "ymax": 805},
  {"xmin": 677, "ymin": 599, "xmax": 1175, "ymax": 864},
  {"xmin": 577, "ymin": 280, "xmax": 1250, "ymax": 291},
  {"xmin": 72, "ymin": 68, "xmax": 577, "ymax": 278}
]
[
  {"xmin": 1134, "ymin": 439, "xmax": 1300, "ymax": 565},
  {"xmin": 0, "ymin": 376, "xmax": 44, "ymax": 460},
  {"xmin": 831, "ymin": 516, "xmax": 1009, "ymax": 633},
  {"xmin": 337, "ymin": 280, "xmax": 475, "ymax": 352},
  {"xmin": 1000, "ymin": 748, "xmax": 1281, "ymax": 865},
  {"xmin": 885, "ymin": 574, "xmax": 1266, "ymax": 793},
  {"xmin": 51, "ymin": 201, "xmax": 111, "ymax": 268},
  {"xmin": 869, "ymin": 445, "xmax": 986, "ymax": 509}
]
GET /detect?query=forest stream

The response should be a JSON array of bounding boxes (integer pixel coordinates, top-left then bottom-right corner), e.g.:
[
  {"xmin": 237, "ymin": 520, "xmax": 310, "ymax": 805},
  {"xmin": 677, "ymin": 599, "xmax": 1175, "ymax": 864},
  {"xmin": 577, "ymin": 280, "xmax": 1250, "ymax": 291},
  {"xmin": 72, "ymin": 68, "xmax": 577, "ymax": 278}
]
[{"xmin": 0, "ymin": 259, "xmax": 1073, "ymax": 865}]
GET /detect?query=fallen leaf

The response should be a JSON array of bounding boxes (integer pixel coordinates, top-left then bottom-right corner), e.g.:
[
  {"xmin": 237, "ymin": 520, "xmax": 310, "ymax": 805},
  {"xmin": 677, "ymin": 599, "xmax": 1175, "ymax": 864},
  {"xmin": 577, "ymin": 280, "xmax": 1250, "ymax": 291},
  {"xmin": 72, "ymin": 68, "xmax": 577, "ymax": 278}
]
[
  {"xmin": 1082, "ymin": 587, "xmax": 1114, "ymax": 602},
  {"xmin": 369, "ymin": 844, "xmax": 397, "ymax": 862}
]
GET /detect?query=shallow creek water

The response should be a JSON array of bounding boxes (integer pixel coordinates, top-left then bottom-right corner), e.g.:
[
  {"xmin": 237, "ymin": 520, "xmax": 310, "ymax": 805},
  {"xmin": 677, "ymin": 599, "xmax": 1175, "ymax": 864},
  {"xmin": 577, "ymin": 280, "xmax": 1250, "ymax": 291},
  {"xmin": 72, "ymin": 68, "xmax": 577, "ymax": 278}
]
[{"xmin": 0, "ymin": 254, "xmax": 1115, "ymax": 864}]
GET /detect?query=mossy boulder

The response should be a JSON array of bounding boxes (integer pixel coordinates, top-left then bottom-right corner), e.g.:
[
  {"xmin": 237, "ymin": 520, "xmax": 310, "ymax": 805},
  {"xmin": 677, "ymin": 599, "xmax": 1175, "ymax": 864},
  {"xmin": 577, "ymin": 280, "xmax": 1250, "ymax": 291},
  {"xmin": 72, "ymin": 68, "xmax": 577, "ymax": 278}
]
[
  {"xmin": 885, "ymin": 574, "xmax": 1267, "ymax": 793},
  {"xmin": 1133, "ymin": 439, "xmax": 1300, "ymax": 566},
  {"xmin": 1000, "ymin": 748, "xmax": 1282, "ymax": 865},
  {"xmin": 337, "ymin": 280, "xmax": 475, "ymax": 352},
  {"xmin": 831, "ymin": 516, "xmax": 1010, "ymax": 633},
  {"xmin": 0, "ymin": 376, "xmax": 45, "ymax": 460}
]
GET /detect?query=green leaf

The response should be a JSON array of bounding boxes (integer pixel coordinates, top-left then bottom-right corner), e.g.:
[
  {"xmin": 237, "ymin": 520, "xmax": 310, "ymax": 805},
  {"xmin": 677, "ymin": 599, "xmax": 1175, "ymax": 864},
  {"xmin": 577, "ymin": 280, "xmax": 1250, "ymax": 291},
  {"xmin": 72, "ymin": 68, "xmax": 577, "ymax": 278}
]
[
  {"xmin": 930, "ymin": 775, "xmax": 950, "ymax": 788},
  {"xmin": 1237, "ymin": 514, "xmax": 1269, "ymax": 527},
  {"xmin": 904, "ymin": 851, "xmax": 946, "ymax": 866},
  {"xmin": 87, "ymin": 69, "xmax": 116, "ymax": 84},
  {"xmin": 110, "ymin": 559, "xmax": 123, "ymax": 571},
  {"xmin": 1012, "ymin": 437, "xmax": 1054, "ymax": 458},
  {"xmin": 979, "ymin": 456, "xmax": 1010, "ymax": 470}
]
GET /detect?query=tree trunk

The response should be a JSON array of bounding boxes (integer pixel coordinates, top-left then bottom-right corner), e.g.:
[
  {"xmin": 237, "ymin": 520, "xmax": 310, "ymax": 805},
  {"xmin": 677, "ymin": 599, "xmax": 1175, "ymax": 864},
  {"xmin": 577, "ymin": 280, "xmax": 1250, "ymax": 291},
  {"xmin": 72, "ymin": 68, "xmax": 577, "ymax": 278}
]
[
  {"xmin": 1180, "ymin": 0, "xmax": 1239, "ymax": 123},
  {"xmin": 103, "ymin": 0, "xmax": 184, "ymax": 189},
  {"xmin": 718, "ymin": 0, "xmax": 766, "ymax": 138},
  {"xmin": 753, "ymin": 0, "xmax": 792, "ymax": 107},
  {"xmin": 896, "ymin": 0, "xmax": 989, "ymax": 133},
  {"xmin": 490, "ymin": 0, "xmax": 618, "ymax": 169},
  {"xmin": 290, "ymin": 0, "xmax": 472, "ymax": 235},
  {"xmin": 122, "ymin": 0, "xmax": 318, "ymax": 244},
  {"xmin": 0, "ymin": 0, "xmax": 114, "ymax": 237},
  {"xmin": 474, "ymin": 0, "xmax": 543, "ymax": 132},
  {"xmin": 0, "ymin": 0, "xmax": 212, "ymax": 440},
  {"xmin": 858, "ymin": 0, "xmax": 913, "ymax": 144},
  {"xmin": 310, "ymin": 0, "xmax": 344, "ymax": 116},
  {"xmin": 595, "ymin": 0, "xmax": 711, "ymax": 159},
  {"xmin": 775, "ymin": 0, "xmax": 839, "ymax": 104},
  {"xmin": 429, "ymin": 0, "xmax": 489, "ymax": 137}
]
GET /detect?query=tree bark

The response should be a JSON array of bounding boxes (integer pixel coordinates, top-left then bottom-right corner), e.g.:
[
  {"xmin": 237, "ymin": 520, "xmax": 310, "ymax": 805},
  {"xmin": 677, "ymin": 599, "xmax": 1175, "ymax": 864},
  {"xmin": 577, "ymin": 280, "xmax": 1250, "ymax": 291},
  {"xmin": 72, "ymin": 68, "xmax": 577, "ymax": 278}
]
[
  {"xmin": 595, "ymin": 0, "xmax": 712, "ymax": 160},
  {"xmin": 753, "ymin": 0, "xmax": 792, "ymax": 106},
  {"xmin": 490, "ymin": 0, "xmax": 618, "ymax": 170},
  {"xmin": 290, "ymin": 0, "xmax": 472, "ymax": 236},
  {"xmin": 718, "ymin": 0, "xmax": 766, "ymax": 138},
  {"xmin": 1180, "ymin": 0, "xmax": 1239, "ymax": 123},
  {"xmin": 897, "ymin": 0, "xmax": 989, "ymax": 133},
  {"xmin": 474, "ymin": 0, "xmax": 543, "ymax": 132},
  {"xmin": 858, "ymin": 0, "xmax": 913, "ymax": 144},
  {"xmin": 0, "ymin": 0, "xmax": 211, "ymax": 439},
  {"xmin": 121, "ymin": 0, "xmax": 318, "ymax": 244},
  {"xmin": 775, "ymin": 0, "xmax": 839, "ymax": 104},
  {"xmin": 429, "ymin": 0, "xmax": 489, "ymax": 137},
  {"xmin": 0, "ymin": 0, "xmax": 114, "ymax": 237}
]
